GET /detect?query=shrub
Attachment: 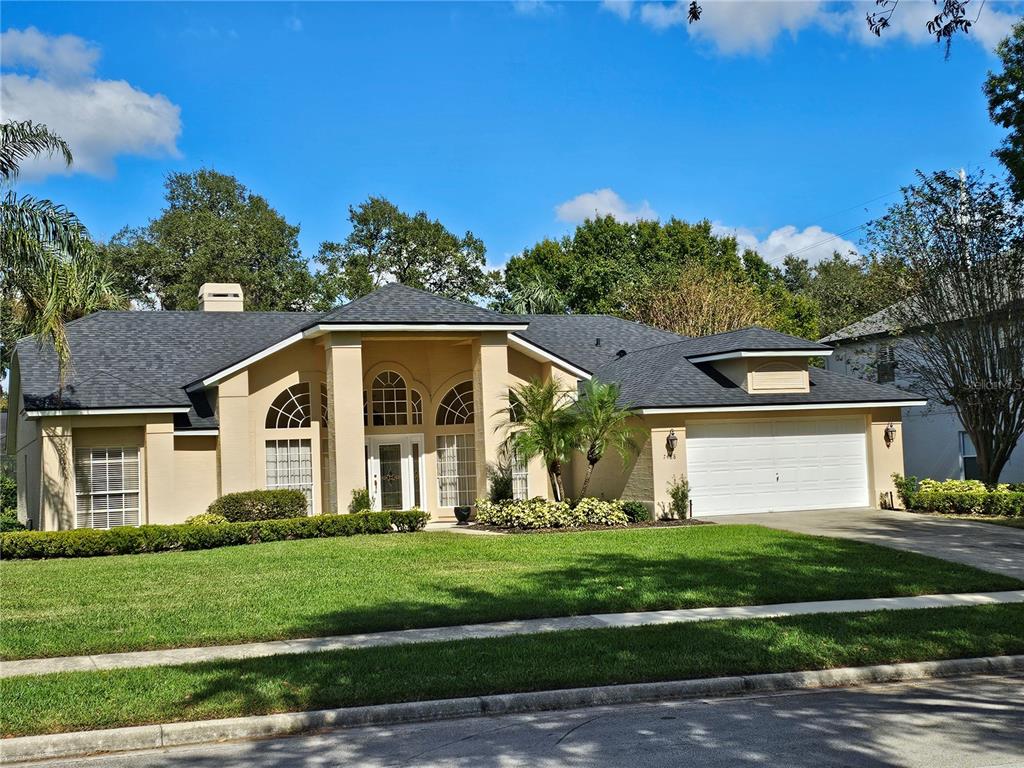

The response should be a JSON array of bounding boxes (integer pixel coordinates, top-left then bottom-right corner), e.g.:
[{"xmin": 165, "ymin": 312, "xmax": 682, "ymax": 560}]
[
  {"xmin": 0, "ymin": 472, "xmax": 15, "ymax": 512},
  {"xmin": 475, "ymin": 497, "xmax": 628, "ymax": 529},
  {"xmin": 667, "ymin": 476, "xmax": 689, "ymax": 520},
  {"xmin": 208, "ymin": 489, "xmax": 308, "ymax": 522},
  {"xmin": 487, "ymin": 464, "xmax": 513, "ymax": 503},
  {"xmin": 891, "ymin": 474, "xmax": 919, "ymax": 510},
  {"xmin": 348, "ymin": 487, "xmax": 371, "ymax": 514},
  {"xmin": 389, "ymin": 508, "xmax": 430, "ymax": 532},
  {"xmin": 0, "ymin": 511, "xmax": 406, "ymax": 560},
  {"xmin": 1, "ymin": 509, "xmax": 26, "ymax": 532},
  {"xmin": 185, "ymin": 512, "xmax": 229, "ymax": 525},
  {"xmin": 620, "ymin": 500, "xmax": 652, "ymax": 523}
]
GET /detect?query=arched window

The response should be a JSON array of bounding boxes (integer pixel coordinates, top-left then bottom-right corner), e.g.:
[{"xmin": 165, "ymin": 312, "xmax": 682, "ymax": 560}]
[
  {"xmin": 436, "ymin": 381, "xmax": 474, "ymax": 425},
  {"xmin": 320, "ymin": 382, "xmax": 329, "ymax": 425},
  {"xmin": 411, "ymin": 389, "xmax": 423, "ymax": 425},
  {"xmin": 266, "ymin": 383, "xmax": 312, "ymax": 428},
  {"xmin": 371, "ymin": 370, "xmax": 408, "ymax": 426}
]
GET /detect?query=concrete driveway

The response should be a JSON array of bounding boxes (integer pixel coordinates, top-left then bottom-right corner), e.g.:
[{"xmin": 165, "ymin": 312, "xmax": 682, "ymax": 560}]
[{"xmin": 704, "ymin": 508, "xmax": 1024, "ymax": 580}]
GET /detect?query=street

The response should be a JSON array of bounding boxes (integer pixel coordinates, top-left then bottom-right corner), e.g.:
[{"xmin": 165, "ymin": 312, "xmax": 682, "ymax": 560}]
[{"xmin": 24, "ymin": 674, "xmax": 1024, "ymax": 767}]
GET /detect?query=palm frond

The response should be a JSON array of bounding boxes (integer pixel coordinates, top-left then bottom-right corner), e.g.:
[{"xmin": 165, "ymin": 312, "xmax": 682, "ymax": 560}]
[
  {"xmin": 0, "ymin": 120, "xmax": 73, "ymax": 182},
  {"xmin": 1, "ymin": 192, "xmax": 86, "ymax": 272}
]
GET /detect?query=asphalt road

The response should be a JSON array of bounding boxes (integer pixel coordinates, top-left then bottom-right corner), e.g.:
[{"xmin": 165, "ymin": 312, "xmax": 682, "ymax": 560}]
[{"xmin": 25, "ymin": 674, "xmax": 1024, "ymax": 768}]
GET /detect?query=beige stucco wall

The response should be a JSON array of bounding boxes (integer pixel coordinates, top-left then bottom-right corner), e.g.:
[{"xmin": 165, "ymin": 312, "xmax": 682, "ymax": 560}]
[
  {"xmin": 708, "ymin": 356, "xmax": 810, "ymax": 394},
  {"xmin": 171, "ymin": 436, "xmax": 219, "ymax": 521}
]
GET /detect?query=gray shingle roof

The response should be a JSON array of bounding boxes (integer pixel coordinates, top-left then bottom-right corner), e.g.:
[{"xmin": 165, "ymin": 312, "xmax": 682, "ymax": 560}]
[
  {"xmin": 819, "ymin": 306, "xmax": 898, "ymax": 344},
  {"xmin": 594, "ymin": 341, "xmax": 923, "ymax": 409},
  {"xmin": 512, "ymin": 315, "xmax": 686, "ymax": 374},
  {"xmin": 669, "ymin": 326, "xmax": 831, "ymax": 358},
  {"xmin": 16, "ymin": 310, "xmax": 322, "ymax": 412},
  {"xmin": 318, "ymin": 283, "xmax": 519, "ymax": 326}
]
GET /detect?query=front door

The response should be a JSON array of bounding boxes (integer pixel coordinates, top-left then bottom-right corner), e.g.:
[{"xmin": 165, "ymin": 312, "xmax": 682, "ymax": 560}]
[{"xmin": 366, "ymin": 435, "xmax": 425, "ymax": 511}]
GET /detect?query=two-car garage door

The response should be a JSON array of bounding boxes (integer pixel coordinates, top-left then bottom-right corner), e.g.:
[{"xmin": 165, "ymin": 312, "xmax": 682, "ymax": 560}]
[{"xmin": 685, "ymin": 416, "xmax": 869, "ymax": 516}]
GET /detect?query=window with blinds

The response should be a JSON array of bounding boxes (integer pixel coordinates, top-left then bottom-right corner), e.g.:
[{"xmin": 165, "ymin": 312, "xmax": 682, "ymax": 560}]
[
  {"xmin": 266, "ymin": 439, "xmax": 314, "ymax": 513},
  {"xmin": 435, "ymin": 433, "xmax": 476, "ymax": 507},
  {"xmin": 511, "ymin": 447, "xmax": 529, "ymax": 501},
  {"xmin": 74, "ymin": 447, "xmax": 141, "ymax": 529}
]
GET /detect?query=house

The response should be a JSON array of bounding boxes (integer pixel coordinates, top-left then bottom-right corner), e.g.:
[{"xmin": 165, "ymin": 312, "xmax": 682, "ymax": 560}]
[
  {"xmin": 822, "ymin": 307, "xmax": 1023, "ymax": 483},
  {"xmin": 5, "ymin": 282, "xmax": 924, "ymax": 529}
]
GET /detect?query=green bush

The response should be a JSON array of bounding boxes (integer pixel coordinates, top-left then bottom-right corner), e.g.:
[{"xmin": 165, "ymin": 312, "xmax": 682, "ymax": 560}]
[
  {"xmin": 208, "ymin": 489, "xmax": 308, "ymax": 522},
  {"xmin": 0, "ymin": 511, "xmax": 411, "ymax": 560},
  {"xmin": 667, "ymin": 476, "xmax": 689, "ymax": 520},
  {"xmin": 348, "ymin": 487, "xmax": 371, "ymax": 514},
  {"xmin": 487, "ymin": 464, "xmax": 513, "ymax": 503},
  {"xmin": 620, "ymin": 500, "xmax": 652, "ymax": 523},
  {"xmin": 0, "ymin": 472, "xmax": 15, "ymax": 512},
  {"xmin": 1, "ymin": 509, "xmax": 26, "ymax": 532},
  {"xmin": 475, "ymin": 497, "xmax": 628, "ymax": 529},
  {"xmin": 389, "ymin": 509, "xmax": 430, "ymax": 532},
  {"xmin": 891, "ymin": 474, "xmax": 919, "ymax": 510},
  {"xmin": 184, "ymin": 512, "xmax": 229, "ymax": 525}
]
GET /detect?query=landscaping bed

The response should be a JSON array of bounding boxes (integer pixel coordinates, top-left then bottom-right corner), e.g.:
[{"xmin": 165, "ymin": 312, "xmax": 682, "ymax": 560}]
[
  {"xmin": 2, "ymin": 525, "xmax": 1019, "ymax": 660},
  {"xmin": 3, "ymin": 603, "xmax": 1022, "ymax": 738},
  {"xmin": 893, "ymin": 475, "xmax": 1024, "ymax": 518},
  {"xmin": 472, "ymin": 518, "xmax": 710, "ymax": 534}
]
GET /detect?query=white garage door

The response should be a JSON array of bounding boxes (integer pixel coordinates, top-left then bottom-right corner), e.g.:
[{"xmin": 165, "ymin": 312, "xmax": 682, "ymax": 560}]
[{"xmin": 685, "ymin": 416, "xmax": 869, "ymax": 516}]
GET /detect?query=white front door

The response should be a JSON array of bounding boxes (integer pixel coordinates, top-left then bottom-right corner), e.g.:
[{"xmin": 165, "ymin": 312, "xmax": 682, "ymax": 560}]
[
  {"xmin": 685, "ymin": 416, "xmax": 869, "ymax": 516},
  {"xmin": 366, "ymin": 435, "xmax": 426, "ymax": 511}
]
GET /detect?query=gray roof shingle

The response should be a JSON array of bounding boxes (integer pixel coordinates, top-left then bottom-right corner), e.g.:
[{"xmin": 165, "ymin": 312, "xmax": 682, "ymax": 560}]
[
  {"xmin": 669, "ymin": 326, "xmax": 831, "ymax": 358},
  {"xmin": 819, "ymin": 306, "xmax": 898, "ymax": 344},
  {"xmin": 318, "ymin": 283, "xmax": 519, "ymax": 326}
]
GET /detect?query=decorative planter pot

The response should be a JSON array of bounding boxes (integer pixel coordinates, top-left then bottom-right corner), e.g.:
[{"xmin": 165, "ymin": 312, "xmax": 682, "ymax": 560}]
[{"xmin": 454, "ymin": 505, "xmax": 473, "ymax": 525}]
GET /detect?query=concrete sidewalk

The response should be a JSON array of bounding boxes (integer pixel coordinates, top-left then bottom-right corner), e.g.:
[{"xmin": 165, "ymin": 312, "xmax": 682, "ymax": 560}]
[{"xmin": 4, "ymin": 590, "xmax": 1022, "ymax": 679}]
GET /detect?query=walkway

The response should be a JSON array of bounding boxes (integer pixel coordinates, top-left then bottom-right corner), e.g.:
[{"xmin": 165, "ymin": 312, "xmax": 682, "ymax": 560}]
[
  {"xmin": 705, "ymin": 508, "xmax": 1024, "ymax": 579},
  {"xmin": 4, "ymin": 590, "xmax": 1022, "ymax": 679}
]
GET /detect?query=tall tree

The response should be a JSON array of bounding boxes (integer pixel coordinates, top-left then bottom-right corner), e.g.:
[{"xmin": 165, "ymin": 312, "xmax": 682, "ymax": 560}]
[
  {"xmin": 573, "ymin": 379, "xmax": 638, "ymax": 503},
  {"xmin": 985, "ymin": 20, "xmax": 1024, "ymax": 201},
  {"xmin": 314, "ymin": 196, "xmax": 499, "ymax": 306},
  {"xmin": 866, "ymin": 170, "xmax": 1024, "ymax": 487},
  {"xmin": 502, "ymin": 378, "xmax": 578, "ymax": 502},
  {"xmin": 105, "ymin": 170, "xmax": 315, "ymax": 310}
]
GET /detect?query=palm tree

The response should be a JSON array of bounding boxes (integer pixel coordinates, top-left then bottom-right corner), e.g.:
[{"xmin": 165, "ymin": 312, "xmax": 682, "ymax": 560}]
[
  {"xmin": 573, "ymin": 379, "xmax": 639, "ymax": 502},
  {"xmin": 501, "ymin": 378, "xmax": 578, "ymax": 502},
  {"xmin": 1, "ymin": 120, "xmax": 92, "ymax": 387}
]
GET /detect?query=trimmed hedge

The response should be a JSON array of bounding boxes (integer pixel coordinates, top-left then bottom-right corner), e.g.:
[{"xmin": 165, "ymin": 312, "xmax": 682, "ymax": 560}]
[
  {"xmin": 620, "ymin": 500, "xmax": 652, "ymax": 523},
  {"xmin": 207, "ymin": 489, "xmax": 308, "ymax": 522},
  {"xmin": 475, "ymin": 497, "xmax": 629, "ymax": 529},
  {"xmin": 0, "ymin": 510, "xmax": 430, "ymax": 560},
  {"xmin": 891, "ymin": 474, "xmax": 1024, "ymax": 518}
]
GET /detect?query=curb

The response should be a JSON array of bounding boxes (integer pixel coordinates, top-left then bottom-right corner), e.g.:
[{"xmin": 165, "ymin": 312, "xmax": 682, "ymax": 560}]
[{"xmin": 2, "ymin": 655, "xmax": 1022, "ymax": 764}]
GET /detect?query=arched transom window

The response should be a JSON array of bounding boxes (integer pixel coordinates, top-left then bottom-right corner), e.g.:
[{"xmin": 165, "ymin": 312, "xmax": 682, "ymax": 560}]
[
  {"xmin": 371, "ymin": 370, "xmax": 408, "ymax": 426},
  {"xmin": 320, "ymin": 382, "xmax": 329, "ymax": 425},
  {"xmin": 436, "ymin": 381, "xmax": 474, "ymax": 425},
  {"xmin": 411, "ymin": 389, "xmax": 423, "ymax": 425},
  {"xmin": 266, "ymin": 383, "xmax": 312, "ymax": 428}
]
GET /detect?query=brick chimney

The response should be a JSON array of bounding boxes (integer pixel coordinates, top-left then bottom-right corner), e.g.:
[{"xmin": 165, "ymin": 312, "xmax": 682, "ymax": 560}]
[{"xmin": 198, "ymin": 283, "xmax": 244, "ymax": 312}]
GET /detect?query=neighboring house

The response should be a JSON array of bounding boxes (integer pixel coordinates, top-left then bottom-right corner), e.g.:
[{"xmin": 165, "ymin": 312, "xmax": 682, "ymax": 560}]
[
  {"xmin": 5, "ymin": 282, "xmax": 923, "ymax": 529},
  {"xmin": 822, "ymin": 307, "xmax": 1023, "ymax": 484}
]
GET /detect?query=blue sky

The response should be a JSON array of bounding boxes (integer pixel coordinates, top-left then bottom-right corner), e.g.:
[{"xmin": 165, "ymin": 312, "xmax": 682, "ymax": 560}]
[{"xmin": 1, "ymin": 1, "xmax": 1018, "ymax": 270}]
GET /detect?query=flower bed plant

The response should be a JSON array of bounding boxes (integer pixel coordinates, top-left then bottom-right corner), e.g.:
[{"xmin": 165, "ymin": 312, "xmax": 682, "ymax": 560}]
[
  {"xmin": 892, "ymin": 474, "xmax": 1024, "ymax": 518},
  {"xmin": 475, "ymin": 497, "xmax": 628, "ymax": 529}
]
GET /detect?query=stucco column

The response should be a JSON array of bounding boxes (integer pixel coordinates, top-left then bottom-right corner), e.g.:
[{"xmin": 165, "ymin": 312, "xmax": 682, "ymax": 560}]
[
  {"xmin": 218, "ymin": 370, "xmax": 254, "ymax": 495},
  {"xmin": 326, "ymin": 331, "xmax": 365, "ymax": 514},
  {"xmin": 144, "ymin": 419, "xmax": 176, "ymax": 524},
  {"xmin": 473, "ymin": 332, "xmax": 510, "ymax": 504},
  {"xmin": 869, "ymin": 408, "xmax": 904, "ymax": 509},
  {"xmin": 651, "ymin": 424, "xmax": 686, "ymax": 519},
  {"xmin": 38, "ymin": 418, "xmax": 74, "ymax": 531}
]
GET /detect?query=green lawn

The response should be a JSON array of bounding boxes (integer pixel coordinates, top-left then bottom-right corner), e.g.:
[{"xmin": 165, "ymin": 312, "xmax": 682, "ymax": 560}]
[
  {"xmin": 3, "ymin": 603, "xmax": 1022, "ymax": 738},
  {"xmin": 2, "ymin": 526, "xmax": 1019, "ymax": 660}
]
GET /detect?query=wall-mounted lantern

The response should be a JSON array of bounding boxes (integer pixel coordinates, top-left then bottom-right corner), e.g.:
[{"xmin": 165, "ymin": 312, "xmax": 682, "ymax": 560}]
[
  {"xmin": 666, "ymin": 429, "xmax": 678, "ymax": 458},
  {"xmin": 884, "ymin": 422, "xmax": 897, "ymax": 447}
]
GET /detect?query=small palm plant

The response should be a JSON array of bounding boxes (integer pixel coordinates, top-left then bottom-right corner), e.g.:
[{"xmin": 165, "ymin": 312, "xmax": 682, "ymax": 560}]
[
  {"xmin": 573, "ymin": 379, "xmax": 639, "ymax": 503},
  {"xmin": 501, "ymin": 378, "xmax": 578, "ymax": 502}
]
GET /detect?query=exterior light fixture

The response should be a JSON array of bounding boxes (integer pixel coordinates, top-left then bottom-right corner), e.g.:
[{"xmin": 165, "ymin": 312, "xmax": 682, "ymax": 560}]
[
  {"xmin": 666, "ymin": 429, "xmax": 678, "ymax": 458},
  {"xmin": 884, "ymin": 423, "xmax": 897, "ymax": 447}
]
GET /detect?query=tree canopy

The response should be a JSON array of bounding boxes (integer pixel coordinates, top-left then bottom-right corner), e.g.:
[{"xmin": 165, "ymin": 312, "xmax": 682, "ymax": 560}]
[
  {"xmin": 313, "ymin": 196, "xmax": 499, "ymax": 306},
  {"xmin": 986, "ymin": 20, "xmax": 1024, "ymax": 201},
  {"xmin": 102, "ymin": 170, "xmax": 315, "ymax": 311}
]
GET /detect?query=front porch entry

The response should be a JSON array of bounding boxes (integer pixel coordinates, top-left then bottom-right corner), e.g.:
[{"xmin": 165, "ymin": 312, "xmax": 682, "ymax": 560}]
[{"xmin": 365, "ymin": 434, "xmax": 426, "ymax": 511}]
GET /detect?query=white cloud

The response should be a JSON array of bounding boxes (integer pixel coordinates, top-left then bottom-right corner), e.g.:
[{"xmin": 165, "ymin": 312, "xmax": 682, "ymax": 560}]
[
  {"xmin": 512, "ymin": 1, "xmax": 556, "ymax": 16},
  {"xmin": 601, "ymin": 0, "xmax": 634, "ymax": 21},
  {"xmin": 555, "ymin": 188, "xmax": 658, "ymax": 223},
  {"xmin": 0, "ymin": 27, "xmax": 181, "ymax": 179},
  {"xmin": 713, "ymin": 222, "xmax": 859, "ymax": 264},
  {"xmin": 630, "ymin": 0, "xmax": 1020, "ymax": 55}
]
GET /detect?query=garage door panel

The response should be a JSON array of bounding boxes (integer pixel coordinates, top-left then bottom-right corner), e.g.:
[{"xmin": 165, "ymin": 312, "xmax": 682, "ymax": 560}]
[{"xmin": 686, "ymin": 417, "xmax": 869, "ymax": 516}]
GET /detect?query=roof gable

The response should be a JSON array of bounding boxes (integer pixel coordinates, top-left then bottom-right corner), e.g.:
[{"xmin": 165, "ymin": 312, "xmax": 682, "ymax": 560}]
[{"xmin": 317, "ymin": 283, "xmax": 519, "ymax": 326}]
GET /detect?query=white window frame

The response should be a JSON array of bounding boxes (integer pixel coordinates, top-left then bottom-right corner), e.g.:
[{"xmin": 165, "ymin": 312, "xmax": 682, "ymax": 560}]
[
  {"xmin": 435, "ymin": 433, "xmax": 477, "ymax": 507},
  {"xmin": 959, "ymin": 431, "xmax": 978, "ymax": 481},
  {"xmin": 511, "ymin": 446, "xmax": 529, "ymax": 501},
  {"xmin": 265, "ymin": 438, "xmax": 315, "ymax": 514},
  {"xmin": 74, "ymin": 446, "xmax": 142, "ymax": 529}
]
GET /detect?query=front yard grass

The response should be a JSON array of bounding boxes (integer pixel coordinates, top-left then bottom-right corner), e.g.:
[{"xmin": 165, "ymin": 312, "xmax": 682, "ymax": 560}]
[
  {"xmin": 2, "ymin": 525, "xmax": 1020, "ymax": 660},
  {"xmin": 3, "ymin": 603, "xmax": 1022, "ymax": 738}
]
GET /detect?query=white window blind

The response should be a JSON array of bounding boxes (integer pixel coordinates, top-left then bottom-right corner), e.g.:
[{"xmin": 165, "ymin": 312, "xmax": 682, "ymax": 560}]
[
  {"xmin": 74, "ymin": 447, "xmax": 141, "ymax": 529},
  {"xmin": 266, "ymin": 439, "xmax": 313, "ymax": 514},
  {"xmin": 511, "ymin": 447, "xmax": 529, "ymax": 501},
  {"xmin": 436, "ymin": 433, "xmax": 476, "ymax": 507}
]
